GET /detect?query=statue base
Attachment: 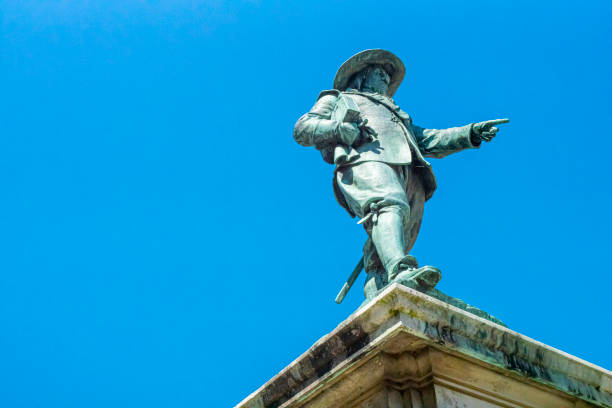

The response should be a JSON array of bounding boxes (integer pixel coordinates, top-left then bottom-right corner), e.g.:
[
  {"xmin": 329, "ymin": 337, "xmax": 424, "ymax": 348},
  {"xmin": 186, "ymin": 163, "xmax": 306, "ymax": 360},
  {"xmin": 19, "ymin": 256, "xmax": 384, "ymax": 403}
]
[
  {"xmin": 364, "ymin": 285, "xmax": 506, "ymax": 327},
  {"xmin": 236, "ymin": 284, "xmax": 611, "ymax": 408}
]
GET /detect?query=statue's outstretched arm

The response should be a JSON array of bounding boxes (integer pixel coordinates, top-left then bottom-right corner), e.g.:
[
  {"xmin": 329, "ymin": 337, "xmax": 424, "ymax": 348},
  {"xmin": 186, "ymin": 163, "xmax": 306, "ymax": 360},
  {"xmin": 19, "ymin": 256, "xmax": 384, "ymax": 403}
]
[
  {"xmin": 411, "ymin": 123, "xmax": 477, "ymax": 159},
  {"xmin": 411, "ymin": 118, "xmax": 509, "ymax": 159}
]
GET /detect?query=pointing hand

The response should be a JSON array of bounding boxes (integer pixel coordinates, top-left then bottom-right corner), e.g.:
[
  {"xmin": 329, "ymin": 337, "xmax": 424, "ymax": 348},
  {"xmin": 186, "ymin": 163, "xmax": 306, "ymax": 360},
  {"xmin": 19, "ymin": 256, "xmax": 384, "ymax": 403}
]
[{"xmin": 472, "ymin": 118, "xmax": 510, "ymax": 142}]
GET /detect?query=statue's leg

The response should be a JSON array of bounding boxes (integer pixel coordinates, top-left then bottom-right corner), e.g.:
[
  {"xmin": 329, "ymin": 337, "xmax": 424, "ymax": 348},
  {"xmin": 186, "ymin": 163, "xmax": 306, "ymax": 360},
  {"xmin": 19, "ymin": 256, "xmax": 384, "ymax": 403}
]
[
  {"xmin": 366, "ymin": 179, "xmax": 426, "ymax": 299},
  {"xmin": 388, "ymin": 165, "xmax": 441, "ymax": 290},
  {"xmin": 336, "ymin": 162, "xmax": 415, "ymax": 295},
  {"xmin": 362, "ymin": 238, "xmax": 386, "ymax": 300}
]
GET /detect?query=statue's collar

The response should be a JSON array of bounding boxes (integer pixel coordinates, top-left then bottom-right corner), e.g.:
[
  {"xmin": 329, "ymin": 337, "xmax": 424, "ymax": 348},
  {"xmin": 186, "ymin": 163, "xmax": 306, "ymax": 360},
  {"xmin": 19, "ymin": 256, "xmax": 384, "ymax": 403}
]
[
  {"xmin": 342, "ymin": 89, "xmax": 411, "ymax": 123},
  {"xmin": 343, "ymin": 89, "xmax": 399, "ymax": 111}
]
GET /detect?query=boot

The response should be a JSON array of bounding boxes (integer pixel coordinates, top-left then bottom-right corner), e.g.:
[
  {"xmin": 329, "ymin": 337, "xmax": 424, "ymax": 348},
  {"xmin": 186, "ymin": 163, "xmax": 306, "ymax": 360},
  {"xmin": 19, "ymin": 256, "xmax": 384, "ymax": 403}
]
[
  {"xmin": 371, "ymin": 208, "xmax": 441, "ymax": 292},
  {"xmin": 362, "ymin": 238, "xmax": 388, "ymax": 300},
  {"xmin": 371, "ymin": 209, "xmax": 410, "ymax": 274},
  {"xmin": 391, "ymin": 263, "xmax": 441, "ymax": 291}
]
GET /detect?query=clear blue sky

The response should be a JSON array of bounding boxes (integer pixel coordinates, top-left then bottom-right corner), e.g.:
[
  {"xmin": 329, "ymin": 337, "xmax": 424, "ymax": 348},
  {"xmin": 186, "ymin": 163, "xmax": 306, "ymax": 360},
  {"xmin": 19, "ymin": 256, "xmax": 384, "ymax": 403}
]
[{"xmin": 1, "ymin": 1, "xmax": 611, "ymax": 407}]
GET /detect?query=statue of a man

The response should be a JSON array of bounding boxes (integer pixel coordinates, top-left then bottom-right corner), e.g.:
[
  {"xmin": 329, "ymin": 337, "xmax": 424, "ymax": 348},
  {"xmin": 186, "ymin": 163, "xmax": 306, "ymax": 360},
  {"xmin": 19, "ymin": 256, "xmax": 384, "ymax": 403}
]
[{"xmin": 293, "ymin": 49, "xmax": 508, "ymax": 301}]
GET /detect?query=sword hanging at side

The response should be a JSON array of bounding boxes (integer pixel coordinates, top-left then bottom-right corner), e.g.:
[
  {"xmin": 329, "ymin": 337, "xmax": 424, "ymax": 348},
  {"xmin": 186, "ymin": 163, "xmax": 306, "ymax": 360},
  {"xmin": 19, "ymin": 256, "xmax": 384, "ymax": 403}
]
[{"xmin": 335, "ymin": 256, "xmax": 364, "ymax": 304}]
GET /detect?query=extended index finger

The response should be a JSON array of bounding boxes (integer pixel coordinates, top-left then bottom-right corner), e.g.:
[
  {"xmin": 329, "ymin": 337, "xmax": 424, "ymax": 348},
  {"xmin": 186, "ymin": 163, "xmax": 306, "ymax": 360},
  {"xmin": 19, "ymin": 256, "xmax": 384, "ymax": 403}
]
[{"xmin": 485, "ymin": 118, "xmax": 510, "ymax": 126}]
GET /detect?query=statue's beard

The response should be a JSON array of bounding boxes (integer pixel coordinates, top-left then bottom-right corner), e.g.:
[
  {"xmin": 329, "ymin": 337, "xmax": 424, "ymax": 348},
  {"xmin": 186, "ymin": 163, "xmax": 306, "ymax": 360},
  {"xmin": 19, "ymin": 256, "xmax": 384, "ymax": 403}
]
[{"xmin": 362, "ymin": 83, "xmax": 388, "ymax": 94}]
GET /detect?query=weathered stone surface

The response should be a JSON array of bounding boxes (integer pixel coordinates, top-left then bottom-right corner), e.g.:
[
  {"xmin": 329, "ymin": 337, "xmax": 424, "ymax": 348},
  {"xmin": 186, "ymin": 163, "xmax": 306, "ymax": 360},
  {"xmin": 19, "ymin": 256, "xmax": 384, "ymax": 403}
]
[
  {"xmin": 236, "ymin": 284, "xmax": 611, "ymax": 408},
  {"xmin": 362, "ymin": 286, "xmax": 506, "ymax": 326}
]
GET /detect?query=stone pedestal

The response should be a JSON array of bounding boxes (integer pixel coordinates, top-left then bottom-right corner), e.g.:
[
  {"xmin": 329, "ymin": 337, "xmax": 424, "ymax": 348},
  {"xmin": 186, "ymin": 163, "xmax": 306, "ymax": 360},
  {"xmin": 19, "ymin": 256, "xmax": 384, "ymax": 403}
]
[{"xmin": 236, "ymin": 284, "xmax": 611, "ymax": 408}]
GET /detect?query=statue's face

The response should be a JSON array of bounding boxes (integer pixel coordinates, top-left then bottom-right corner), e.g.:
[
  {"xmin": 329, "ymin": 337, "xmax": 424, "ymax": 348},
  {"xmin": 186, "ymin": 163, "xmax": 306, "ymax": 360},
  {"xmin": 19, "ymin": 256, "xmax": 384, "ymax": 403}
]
[{"xmin": 362, "ymin": 66, "xmax": 390, "ymax": 95}]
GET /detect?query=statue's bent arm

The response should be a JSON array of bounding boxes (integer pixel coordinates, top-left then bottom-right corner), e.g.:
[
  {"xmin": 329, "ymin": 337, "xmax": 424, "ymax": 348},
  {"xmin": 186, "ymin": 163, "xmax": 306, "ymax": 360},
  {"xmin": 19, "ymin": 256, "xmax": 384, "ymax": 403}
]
[
  {"xmin": 293, "ymin": 94, "xmax": 340, "ymax": 150},
  {"xmin": 411, "ymin": 123, "xmax": 480, "ymax": 159}
]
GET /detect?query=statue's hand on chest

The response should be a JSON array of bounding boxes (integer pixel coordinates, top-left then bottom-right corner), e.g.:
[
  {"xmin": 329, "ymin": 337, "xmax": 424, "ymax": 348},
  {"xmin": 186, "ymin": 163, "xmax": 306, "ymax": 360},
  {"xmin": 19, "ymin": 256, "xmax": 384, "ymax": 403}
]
[{"xmin": 337, "ymin": 119, "xmax": 377, "ymax": 147}]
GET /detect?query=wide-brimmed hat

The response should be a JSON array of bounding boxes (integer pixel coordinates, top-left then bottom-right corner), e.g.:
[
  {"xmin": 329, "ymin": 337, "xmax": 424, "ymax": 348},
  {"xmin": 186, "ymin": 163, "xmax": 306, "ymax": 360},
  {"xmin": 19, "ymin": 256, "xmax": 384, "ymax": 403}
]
[{"xmin": 333, "ymin": 49, "xmax": 405, "ymax": 97}]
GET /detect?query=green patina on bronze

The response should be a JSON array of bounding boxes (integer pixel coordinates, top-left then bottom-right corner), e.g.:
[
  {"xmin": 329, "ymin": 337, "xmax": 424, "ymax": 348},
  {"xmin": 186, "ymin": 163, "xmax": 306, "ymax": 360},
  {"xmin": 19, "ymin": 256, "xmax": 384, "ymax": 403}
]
[{"xmin": 293, "ymin": 49, "xmax": 509, "ymax": 323}]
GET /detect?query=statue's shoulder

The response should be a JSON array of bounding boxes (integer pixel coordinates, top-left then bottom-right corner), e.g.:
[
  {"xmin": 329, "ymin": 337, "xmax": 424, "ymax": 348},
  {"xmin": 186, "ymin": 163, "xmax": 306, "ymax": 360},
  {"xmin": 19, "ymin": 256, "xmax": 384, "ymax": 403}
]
[{"xmin": 317, "ymin": 89, "xmax": 341, "ymax": 100}]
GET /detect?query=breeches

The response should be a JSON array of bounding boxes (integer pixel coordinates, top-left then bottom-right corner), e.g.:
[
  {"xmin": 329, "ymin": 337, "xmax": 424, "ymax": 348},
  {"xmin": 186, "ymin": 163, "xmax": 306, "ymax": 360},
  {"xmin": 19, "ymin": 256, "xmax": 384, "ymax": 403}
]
[{"xmin": 336, "ymin": 161, "xmax": 426, "ymax": 273}]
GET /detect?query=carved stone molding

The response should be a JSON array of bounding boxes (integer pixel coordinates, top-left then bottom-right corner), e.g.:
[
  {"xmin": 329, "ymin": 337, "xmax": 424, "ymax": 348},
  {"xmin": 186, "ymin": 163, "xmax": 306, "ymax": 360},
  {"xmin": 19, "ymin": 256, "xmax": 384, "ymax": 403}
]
[{"xmin": 236, "ymin": 285, "xmax": 611, "ymax": 408}]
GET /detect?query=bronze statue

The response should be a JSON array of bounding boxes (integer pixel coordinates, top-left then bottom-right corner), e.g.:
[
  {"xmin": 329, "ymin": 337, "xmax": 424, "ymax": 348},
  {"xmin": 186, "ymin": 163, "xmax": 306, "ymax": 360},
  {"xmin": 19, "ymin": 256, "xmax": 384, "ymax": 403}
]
[{"xmin": 294, "ymin": 49, "xmax": 509, "ymax": 304}]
